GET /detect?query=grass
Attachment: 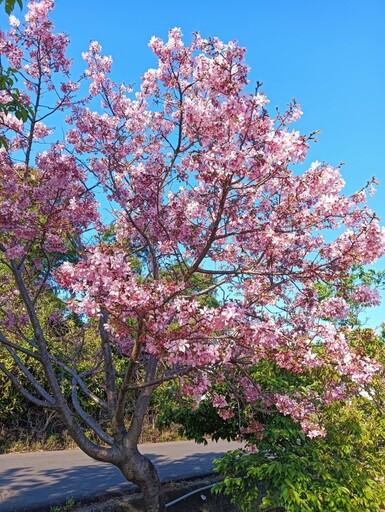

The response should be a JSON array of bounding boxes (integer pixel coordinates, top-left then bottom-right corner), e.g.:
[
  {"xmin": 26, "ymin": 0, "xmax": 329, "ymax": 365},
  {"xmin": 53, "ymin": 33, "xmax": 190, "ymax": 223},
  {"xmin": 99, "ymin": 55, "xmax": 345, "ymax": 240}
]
[{"xmin": 49, "ymin": 498, "xmax": 76, "ymax": 512}]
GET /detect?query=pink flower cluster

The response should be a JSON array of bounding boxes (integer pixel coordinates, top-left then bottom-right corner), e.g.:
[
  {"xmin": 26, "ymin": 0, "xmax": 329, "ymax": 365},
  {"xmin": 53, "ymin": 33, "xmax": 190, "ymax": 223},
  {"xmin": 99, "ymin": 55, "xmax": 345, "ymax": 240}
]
[
  {"xmin": 350, "ymin": 284, "xmax": 381, "ymax": 306},
  {"xmin": 274, "ymin": 394, "xmax": 327, "ymax": 438}
]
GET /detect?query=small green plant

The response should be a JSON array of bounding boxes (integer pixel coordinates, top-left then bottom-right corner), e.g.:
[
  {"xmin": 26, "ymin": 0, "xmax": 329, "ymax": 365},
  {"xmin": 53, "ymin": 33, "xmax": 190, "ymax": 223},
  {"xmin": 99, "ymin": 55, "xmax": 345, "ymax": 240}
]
[{"xmin": 49, "ymin": 497, "xmax": 76, "ymax": 512}]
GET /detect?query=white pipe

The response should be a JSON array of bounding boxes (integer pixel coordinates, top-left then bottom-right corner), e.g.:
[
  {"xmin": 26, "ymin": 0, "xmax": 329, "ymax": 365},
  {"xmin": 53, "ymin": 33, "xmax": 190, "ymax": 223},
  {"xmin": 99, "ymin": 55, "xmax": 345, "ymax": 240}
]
[{"xmin": 165, "ymin": 482, "xmax": 221, "ymax": 508}]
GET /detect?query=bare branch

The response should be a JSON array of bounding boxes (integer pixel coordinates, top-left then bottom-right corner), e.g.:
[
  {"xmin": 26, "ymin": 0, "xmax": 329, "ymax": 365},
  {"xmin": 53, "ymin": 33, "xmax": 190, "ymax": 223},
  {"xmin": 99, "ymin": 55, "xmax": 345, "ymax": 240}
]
[
  {"xmin": 127, "ymin": 354, "xmax": 158, "ymax": 444},
  {"xmin": 127, "ymin": 364, "xmax": 196, "ymax": 390},
  {"xmin": 0, "ymin": 362, "xmax": 56, "ymax": 408},
  {"xmin": 112, "ymin": 332, "xmax": 143, "ymax": 438},
  {"xmin": 4, "ymin": 345, "xmax": 55, "ymax": 405},
  {"xmin": 71, "ymin": 379, "xmax": 114, "ymax": 446},
  {"xmin": 49, "ymin": 354, "xmax": 108, "ymax": 410},
  {"xmin": 186, "ymin": 180, "xmax": 233, "ymax": 279},
  {"xmin": 0, "ymin": 330, "xmax": 43, "ymax": 361},
  {"xmin": 99, "ymin": 311, "xmax": 118, "ymax": 417}
]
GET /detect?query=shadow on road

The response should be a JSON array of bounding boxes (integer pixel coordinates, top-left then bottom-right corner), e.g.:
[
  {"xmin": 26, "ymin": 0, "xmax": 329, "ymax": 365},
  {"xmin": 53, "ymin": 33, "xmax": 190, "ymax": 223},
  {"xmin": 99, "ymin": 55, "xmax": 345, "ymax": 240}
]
[{"xmin": 0, "ymin": 451, "xmax": 223, "ymax": 512}]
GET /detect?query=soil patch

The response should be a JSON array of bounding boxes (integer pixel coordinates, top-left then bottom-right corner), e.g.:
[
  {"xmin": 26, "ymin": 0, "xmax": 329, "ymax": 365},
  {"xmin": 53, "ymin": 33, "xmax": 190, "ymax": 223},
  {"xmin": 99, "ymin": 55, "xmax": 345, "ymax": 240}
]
[{"xmin": 68, "ymin": 475, "xmax": 240, "ymax": 512}]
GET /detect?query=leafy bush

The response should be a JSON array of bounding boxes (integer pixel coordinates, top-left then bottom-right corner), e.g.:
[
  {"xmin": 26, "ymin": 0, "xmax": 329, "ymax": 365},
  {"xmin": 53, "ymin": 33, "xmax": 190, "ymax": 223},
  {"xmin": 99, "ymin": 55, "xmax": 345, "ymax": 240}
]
[{"xmin": 213, "ymin": 329, "xmax": 385, "ymax": 511}]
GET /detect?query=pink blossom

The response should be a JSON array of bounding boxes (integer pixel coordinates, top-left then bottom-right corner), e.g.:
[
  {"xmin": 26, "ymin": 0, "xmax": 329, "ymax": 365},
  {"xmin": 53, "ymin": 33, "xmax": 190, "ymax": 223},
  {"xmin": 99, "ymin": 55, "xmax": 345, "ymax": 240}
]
[
  {"xmin": 5, "ymin": 244, "xmax": 25, "ymax": 259},
  {"xmin": 317, "ymin": 296, "xmax": 350, "ymax": 320},
  {"xmin": 350, "ymin": 284, "xmax": 381, "ymax": 305},
  {"xmin": 217, "ymin": 409, "xmax": 235, "ymax": 420},
  {"xmin": 9, "ymin": 15, "xmax": 20, "ymax": 27}
]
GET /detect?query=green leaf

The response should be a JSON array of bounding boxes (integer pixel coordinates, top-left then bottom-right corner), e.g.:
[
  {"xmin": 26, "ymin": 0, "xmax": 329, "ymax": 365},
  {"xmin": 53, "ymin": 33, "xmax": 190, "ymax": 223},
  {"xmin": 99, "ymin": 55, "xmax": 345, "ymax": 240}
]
[
  {"xmin": 3, "ymin": 0, "xmax": 22, "ymax": 15},
  {"xmin": 14, "ymin": 108, "xmax": 28, "ymax": 122},
  {"xmin": 0, "ymin": 136, "xmax": 9, "ymax": 149},
  {"xmin": 5, "ymin": 0, "xmax": 14, "ymax": 15}
]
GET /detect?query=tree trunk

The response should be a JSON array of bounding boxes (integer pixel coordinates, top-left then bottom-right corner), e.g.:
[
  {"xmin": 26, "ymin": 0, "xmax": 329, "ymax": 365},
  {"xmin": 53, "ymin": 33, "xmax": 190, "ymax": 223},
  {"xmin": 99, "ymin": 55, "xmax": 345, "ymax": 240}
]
[{"xmin": 118, "ymin": 445, "xmax": 165, "ymax": 512}]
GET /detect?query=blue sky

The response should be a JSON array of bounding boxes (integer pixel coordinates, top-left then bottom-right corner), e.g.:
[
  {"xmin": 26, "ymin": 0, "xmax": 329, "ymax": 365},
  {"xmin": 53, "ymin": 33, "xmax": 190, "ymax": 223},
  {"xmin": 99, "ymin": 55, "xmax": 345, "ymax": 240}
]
[
  {"xmin": 5, "ymin": 0, "xmax": 385, "ymax": 325},
  {"xmin": 50, "ymin": 1, "xmax": 384, "ymax": 219}
]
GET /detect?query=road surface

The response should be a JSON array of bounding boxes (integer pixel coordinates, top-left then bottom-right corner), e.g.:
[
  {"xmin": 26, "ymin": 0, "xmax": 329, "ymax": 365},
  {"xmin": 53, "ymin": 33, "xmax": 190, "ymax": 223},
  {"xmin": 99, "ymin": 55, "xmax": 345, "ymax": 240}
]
[{"xmin": 0, "ymin": 440, "xmax": 242, "ymax": 511}]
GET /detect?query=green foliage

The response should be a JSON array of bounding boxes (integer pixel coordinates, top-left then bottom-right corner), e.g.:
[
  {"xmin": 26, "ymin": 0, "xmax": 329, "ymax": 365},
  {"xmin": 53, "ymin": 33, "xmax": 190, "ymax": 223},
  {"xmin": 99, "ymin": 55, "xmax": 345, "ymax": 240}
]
[
  {"xmin": 213, "ymin": 329, "xmax": 385, "ymax": 512},
  {"xmin": 220, "ymin": 419, "xmax": 373, "ymax": 509},
  {"xmin": 215, "ymin": 399, "xmax": 385, "ymax": 511},
  {"xmin": 156, "ymin": 384, "xmax": 238, "ymax": 444},
  {"xmin": 155, "ymin": 285, "xmax": 385, "ymax": 512},
  {"xmin": 0, "ymin": 66, "xmax": 32, "ymax": 148}
]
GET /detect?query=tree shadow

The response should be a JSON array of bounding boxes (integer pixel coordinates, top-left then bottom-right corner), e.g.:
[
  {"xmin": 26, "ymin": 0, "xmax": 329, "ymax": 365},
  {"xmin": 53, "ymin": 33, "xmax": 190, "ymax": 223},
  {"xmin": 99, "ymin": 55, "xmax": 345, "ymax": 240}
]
[{"xmin": 0, "ymin": 450, "xmax": 224, "ymax": 512}]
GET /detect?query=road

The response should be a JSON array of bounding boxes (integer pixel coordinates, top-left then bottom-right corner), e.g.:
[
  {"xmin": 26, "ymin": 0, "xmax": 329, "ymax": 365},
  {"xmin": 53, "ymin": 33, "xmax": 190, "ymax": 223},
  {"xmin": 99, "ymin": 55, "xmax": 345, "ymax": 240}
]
[{"xmin": 0, "ymin": 440, "xmax": 242, "ymax": 511}]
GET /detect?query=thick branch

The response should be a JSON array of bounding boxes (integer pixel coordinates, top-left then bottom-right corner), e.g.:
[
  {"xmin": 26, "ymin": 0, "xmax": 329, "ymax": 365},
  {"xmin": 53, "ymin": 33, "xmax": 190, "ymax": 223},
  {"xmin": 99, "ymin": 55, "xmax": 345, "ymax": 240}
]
[
  {"xmin": 186, "ymin": 181, "xmax": 231, "ymax": 279},
  {"xmin": 112, "ymin": 333, "xmax": 143, "ymax": 438},
  {"xmin": 11, "ymin": 262, "xmax": 72, "ymax": 410},
  {"xmin": 50, "ymin": 355, "xmax": 108, "ymax": 410},
  {"xmin": 71, "ymin": 379, "xmax": 114, "ymax": 446},
  {"xmin": 126, "ymin": 354, "xmax": 158, "ymax": 445},
  {"xmin": 99, "ymin": 311, "xmax": 118, "ymax": 417}
]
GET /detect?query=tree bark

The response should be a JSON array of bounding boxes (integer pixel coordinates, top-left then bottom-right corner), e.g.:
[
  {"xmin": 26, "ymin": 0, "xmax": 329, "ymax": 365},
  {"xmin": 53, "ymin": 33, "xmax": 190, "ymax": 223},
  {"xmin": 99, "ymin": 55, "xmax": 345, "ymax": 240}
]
[{"xmin": 118, "ymin": 445, "xmax": 165, "ymax": 512}]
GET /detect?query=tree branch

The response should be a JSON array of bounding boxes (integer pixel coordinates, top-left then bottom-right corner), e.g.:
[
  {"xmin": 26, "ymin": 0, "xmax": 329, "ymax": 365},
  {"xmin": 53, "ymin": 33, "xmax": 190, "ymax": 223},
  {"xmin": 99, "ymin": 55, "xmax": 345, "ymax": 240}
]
[
  {"xmin": 0, "ymin": 363, "xmax": 55, "ymax": 408},
  {"xmin": 71, "ymin": 379, "xmax": 114, "ymax": 446},
  {"xmin": 127, "ymin": 354, "xmax": 158, "ymax": 445},
  {"xmin": 99, "ymin": 311, "xmax": 118, "ymax": 418},
  {"xmin": 4, "ymin": 345, "xmax": 55, "ymax": 405},
  {"xmin": 0, "ymin": 330, "xmax": 43, "ymax": 361}
]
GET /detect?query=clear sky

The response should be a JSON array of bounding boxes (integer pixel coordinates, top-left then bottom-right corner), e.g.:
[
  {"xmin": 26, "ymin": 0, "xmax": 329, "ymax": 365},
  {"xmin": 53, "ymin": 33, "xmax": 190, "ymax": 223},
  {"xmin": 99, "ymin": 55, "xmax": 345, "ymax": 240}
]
[{"xmin": 5, "ymin": 0, "xmax": 385, "ymax": 325}]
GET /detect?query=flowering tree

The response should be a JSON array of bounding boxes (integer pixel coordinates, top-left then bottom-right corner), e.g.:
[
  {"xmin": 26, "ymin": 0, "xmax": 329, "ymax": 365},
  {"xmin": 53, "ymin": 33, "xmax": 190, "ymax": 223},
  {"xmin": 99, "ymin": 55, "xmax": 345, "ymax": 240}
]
[{"xmin": 0, "ymin": 2, "xmax": 385, "ymax": 510}]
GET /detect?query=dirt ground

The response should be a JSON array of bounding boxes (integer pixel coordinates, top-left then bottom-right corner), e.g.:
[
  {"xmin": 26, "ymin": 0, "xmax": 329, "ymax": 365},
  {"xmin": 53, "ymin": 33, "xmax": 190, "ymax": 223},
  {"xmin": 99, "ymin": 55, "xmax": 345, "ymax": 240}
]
[{"xmin": 68, "ymin": 476, "xmax": 240, "ymax": 512}]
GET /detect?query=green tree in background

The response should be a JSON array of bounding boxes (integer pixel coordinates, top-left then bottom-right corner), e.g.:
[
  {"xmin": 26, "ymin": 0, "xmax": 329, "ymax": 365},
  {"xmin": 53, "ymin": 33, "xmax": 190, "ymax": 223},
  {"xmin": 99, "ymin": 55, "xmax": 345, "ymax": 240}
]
[{"xmin": 213, "ymin": 334, "xmax": 385, "ymax": 512}]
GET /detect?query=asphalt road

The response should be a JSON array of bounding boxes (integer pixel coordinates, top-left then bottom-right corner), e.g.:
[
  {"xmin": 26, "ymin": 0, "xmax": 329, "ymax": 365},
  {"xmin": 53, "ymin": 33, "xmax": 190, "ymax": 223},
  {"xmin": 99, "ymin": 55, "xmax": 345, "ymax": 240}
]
[{"xmin": 0, "ymin": 440, "xmax": 242, "ymax": 511}]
